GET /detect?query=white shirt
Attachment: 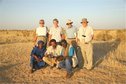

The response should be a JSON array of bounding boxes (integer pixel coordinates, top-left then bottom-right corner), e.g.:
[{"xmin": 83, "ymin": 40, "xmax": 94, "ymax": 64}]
[
  {"xmin": 36, "ymin": 26, "xmax": 48, "ymax": 36},
  {"xmin": 46, "ymin": 45, "xmax": 63, "ymax": 57},
  {"xmin": 49, "ymin": 26, "xmax": 63, "ymax": 42},
  {"xmin": 77, "ymin": 26, "xmax": 93, "ymax": 42},
  {"xmin": 65, "ymin": 26, "xmax": 77, "ymax": 38}
]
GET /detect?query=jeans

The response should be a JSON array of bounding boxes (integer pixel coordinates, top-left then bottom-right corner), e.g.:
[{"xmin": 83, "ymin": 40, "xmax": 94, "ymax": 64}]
[
  {"xmin": 58, "ymin": 57, "xmax": 72, "ymax": 74},
  {"xmin": 30, "ymin": 56, "xmax": 45, "ymax": 69}
]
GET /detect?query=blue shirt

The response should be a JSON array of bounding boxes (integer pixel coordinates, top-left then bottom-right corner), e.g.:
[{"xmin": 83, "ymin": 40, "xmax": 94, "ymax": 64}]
[
  {"xmin": 61, "ymin": 45, "xmax": 75, "ymax": 57},
  {"xmin": 69, "ymin": 46, "xmax": 75, "ymax": 57},
  {"xmin": 65, "ymin": 26, "xmax": 77, "ymax": 38},
  {"xmin": 31, "ymin": 46, "xmax": 46, "ymax": 58}
]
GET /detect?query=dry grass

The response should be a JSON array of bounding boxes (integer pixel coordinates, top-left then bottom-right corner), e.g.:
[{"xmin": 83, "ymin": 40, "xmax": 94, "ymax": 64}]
[{"xmin": 0, "ymin": 29, "xmax": 126, "ymax": 84}]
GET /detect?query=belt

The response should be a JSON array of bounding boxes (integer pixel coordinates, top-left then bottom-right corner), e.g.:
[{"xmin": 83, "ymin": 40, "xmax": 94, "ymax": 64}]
[
  {"xmin": 85, "ymin": 42, "xmax": 89, "ymax": 44},
  {"xmin": 37, "ymin": 36, "xmax": 46, "ymax": 37},
  {"xmin": 67, "ymin": 38, "xmax": 75, "ymax": 39}
]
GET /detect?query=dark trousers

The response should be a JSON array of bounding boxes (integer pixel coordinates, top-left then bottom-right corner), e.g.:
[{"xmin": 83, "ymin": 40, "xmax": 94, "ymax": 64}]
[
  {"xmin": 30, "ymin": 56, "xmax": 45, "ymax": 69},
  {"xmin": 58, "ymin": 57, "xmax": 72, "ymax": 74}
]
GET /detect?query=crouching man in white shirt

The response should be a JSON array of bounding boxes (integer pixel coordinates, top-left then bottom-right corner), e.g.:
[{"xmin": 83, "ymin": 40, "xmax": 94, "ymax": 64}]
[{"xmin": 76, "ymin": 18, "xmax": 94, "ymax": 70}]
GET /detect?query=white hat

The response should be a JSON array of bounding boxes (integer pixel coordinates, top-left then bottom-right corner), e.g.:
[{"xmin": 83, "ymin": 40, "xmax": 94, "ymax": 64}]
[
  {"xmin": 81, "ymin": 18, "xmax": 89, "ymax": 23},
  {"xmin": 66, "ymin": 19, "xmax": 73, "ymax": 25}
]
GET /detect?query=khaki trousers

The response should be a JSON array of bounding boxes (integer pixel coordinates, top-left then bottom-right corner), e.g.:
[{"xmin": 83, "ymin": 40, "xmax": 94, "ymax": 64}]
[
  {"xmin": 78, "ymin": 40, "xmax": 93, "ymax": 69},
  {"xmin": 43, "ymin": 57, "xmax": 57, "ymax": 66},
  {"xmin": 66, "ymin": 38, "xmax": 76, "ymax": 45}
]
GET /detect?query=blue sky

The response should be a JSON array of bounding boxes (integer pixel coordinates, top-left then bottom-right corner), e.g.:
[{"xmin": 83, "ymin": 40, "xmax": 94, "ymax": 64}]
[{"xmin": 0, "ymin": 0, "xmax": 125, "ymax": 29}]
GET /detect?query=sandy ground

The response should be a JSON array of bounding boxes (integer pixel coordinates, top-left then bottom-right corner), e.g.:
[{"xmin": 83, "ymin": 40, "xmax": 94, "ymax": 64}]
[
  {"xmin": 0, "ymin": 30, "xmax": 126, "ymax": 83},
  {"xmin": 0, "ymin": 40, "xmax": 126, "ymax": 84}
]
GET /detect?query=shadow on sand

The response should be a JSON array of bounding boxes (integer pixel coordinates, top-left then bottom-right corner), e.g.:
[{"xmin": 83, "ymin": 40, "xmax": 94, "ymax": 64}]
[
  {"xmin": 0, "ymin": 63, "xmax": 21, "ymax": 83},
  {"xmin": 92, "ymin": 38, "xmax": 121, "ymax": 68},
  {"xmin": 73, "ymin": 38, "xmax": 121, "ymax": 69}
]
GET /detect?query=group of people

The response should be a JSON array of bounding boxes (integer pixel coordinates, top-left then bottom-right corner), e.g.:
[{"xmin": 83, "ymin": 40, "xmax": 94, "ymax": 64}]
[{"xmin": 30, "ymin": 18, "xmax": 94, "ymax": 78}]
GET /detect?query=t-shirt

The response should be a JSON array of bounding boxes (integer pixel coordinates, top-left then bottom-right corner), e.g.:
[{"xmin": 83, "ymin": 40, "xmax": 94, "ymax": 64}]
[
  {"xmin": 45, "ymin": 45, "xmax": 63, "ymax": 57},
  {"xmin": 77, "ymin": 26, "xmax": 93, "ymax": 42},
  {"xmin": 49, "ymin": 26, "xmax": 63, "ymax": 42},
  {"xmin": 68, "ymin": 45, "xmax": 75, "ymax": 57},
  {"xmin": 61, "ymin": 45, "xmax": 75, "ymax": 57},
  {"xmin": 65, "ymin": 26, "xmax": 77, "ymax": 39},
  {"xmin": 36, "ymin": 26, "xmax": 48, "ymax": 36}
]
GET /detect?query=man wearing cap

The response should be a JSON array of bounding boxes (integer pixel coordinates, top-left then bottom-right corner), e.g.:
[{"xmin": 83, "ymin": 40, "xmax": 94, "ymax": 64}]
[
  {"xmin": 49, "ymin": 18, "xmax": 64, "ymax": 45},
  {"xmin": 30, "ymin": 40, "xmax": 46, "ymax": 73},
  {"xmin": 65, "ymin": 20, "xmax": 78, "ymax": 45},
  {"xmin": 76, "ymin": 18, "xmax": 94, "ymax": 70},
  {"xmin": 34, "ymin": 19, "xmax": 48, "ymax": 46}
]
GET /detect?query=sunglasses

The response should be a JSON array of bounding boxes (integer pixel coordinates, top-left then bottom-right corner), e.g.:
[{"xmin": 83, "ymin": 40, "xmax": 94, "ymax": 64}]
[
  {"xmin": 39, "ymin": 23, "xmax": 44, "ymax": 24},
  {"xmin": 66, "ymin": 23, "xmax": 72, "ymax": 25},
  {"xmin": 81, "ymin": 22, "xmax": 87, "ymax": 23}
]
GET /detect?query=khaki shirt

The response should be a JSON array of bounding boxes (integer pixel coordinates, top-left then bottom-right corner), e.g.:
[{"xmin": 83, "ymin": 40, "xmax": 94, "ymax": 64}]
[{"xmin": 77, "ymin": 26, "xmax": 93, "ymax": 42}]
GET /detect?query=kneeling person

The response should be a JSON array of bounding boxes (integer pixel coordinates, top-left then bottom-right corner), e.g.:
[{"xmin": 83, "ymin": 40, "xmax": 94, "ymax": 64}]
[
  {"xmin": 30, "ymin": 40, "xmax": 46, "ymax": 73},
  {"xmin": 43, "ymin": 39, "xmax": 63, "ymax": 68},
  {"xmin": 58, "ymin": 40, "xmax": 78, "ymax": 78}
]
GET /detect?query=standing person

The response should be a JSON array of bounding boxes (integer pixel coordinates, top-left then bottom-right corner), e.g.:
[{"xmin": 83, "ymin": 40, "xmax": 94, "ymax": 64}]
[
  {"xmin": 65, "ymin": 20, "xmax": 81, "ymax": 68},
  {"xmin": 65, "ymin": 19, "xmax": 77, "ymax": 45},
  {"xmin": 49, "ymin": 18, "xmax": 64, "ymax": 45},
  {"xmin": 43, "ymin": 39, "xmax": 63, "ymax": 68},
  {"xmin": 34, "ymin": 19, "xmax": 48, "ymax": 46},
  {"xmin": 30, "ymin": 40, "xmax": 46, "ymax": 73},
  {"xmin": 76, "ymin": 18, "xmax": 94, "ymax": 70}
]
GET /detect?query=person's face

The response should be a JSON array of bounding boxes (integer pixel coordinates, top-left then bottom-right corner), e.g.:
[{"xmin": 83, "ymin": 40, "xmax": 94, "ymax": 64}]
[
  {"xmin": 82, "ymin": 21, "xmax": 88, "ymax": 27},
  {"xmin": 53, "ymin": 21, "xmax": 58, "ymax": 27},
  {"xmin": 61, "ymin": 42, "xmax": 67, "ymax": 48},
  {"xmin": 38, "ymin": 43, "xmax": 43, "ymax": 49},
  {"xmin": 50, "ymin": 42, "xmax": 57, "ymax": 49},
  {"xmin": 39, "ymin": 21, "xmax": 45, "ymax": 27},
  {"xmin": 67, "ymin": 23, "xmax": 72, "ymax": 28}
]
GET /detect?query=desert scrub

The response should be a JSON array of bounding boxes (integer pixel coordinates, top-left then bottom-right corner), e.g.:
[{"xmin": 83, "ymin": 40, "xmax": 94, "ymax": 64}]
[
  {"xmin": 116, "ymin": 30, "xmax": 126, "ymax": 41},
  {"xmin": 6, "ymin": 38, "xmax": 11, "ymax": 43},
  {"xmin": 96, "ymin": 31, "xmax": 113, "ymax": 41},
  {"xmin": 21, "ymin": 31, "xmax": 30, "ymax": 37}
]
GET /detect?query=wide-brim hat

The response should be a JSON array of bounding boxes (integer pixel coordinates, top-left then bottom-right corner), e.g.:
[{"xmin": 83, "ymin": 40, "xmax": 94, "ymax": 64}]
[
  {"xmin": 66, "ymin": 20, "xmax": 73, "ymax": 25},
  {"xmin": 81, "ymin": 18, "xmax": 89, "ymax": 23}
]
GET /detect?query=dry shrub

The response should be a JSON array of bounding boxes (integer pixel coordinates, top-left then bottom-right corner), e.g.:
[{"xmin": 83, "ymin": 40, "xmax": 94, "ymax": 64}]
[
  {"xmin": 95, "ymin": 31, "xmax": 113, "ymax": 41},
  {"xmin": 21, "ymin": 31, "xmax": 30, "ymax": 37},
  {"xmin": 6, "ymin": 38, "xmax": 11, "ymax": 43},
  {"xmin": 6, "ymin": 31, "xmax": 9, "ymax": 34},
  {"xmin": 95, "ymin": 30, "xmax": 126, "ymax": 41},
  {"xmin": 16, "ymin": 33, "xmax": 20, "ymax": 36},
  {"xmin": 105, "ymin": 41, "xmax": 126, "ymax": 68},
  {"xmin": 116, "ymin": 30, "xmax": 126, "ymax": 41}
]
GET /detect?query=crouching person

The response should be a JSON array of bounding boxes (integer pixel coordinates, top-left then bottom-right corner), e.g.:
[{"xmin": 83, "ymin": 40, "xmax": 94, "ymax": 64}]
[
  {"xmin": 43, "ymin": 39, "xmax": 63, "ymax": 68},
  {"xmin": 30, "ymin": 40, "xmax": 46, "ymax": 73},
  {"xmin": 58, "ymin": 40, "xmax": 78, "ymax": 78}
]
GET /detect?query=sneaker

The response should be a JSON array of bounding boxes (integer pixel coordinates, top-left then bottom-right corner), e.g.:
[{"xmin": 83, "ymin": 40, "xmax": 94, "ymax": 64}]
[
  {"xmin": 66, "ymin": 72, "xmax": 73, "ymax": 78},
  {"xmin": 30, "ymin": 69, "xmax": 36, "ymax": 73},
  {"xmin": 50, "ymin": 66, "xmax": 54, "ymax": 69}
]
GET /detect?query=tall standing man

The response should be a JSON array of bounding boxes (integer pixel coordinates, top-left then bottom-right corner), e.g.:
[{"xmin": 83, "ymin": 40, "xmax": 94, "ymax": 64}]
[
  {"xmin": 76, "ymin": 18, "xmax": 94, "ymax": 70},
  {"xmin": 34, "ymin": 19, "xmax": 48, "ymax": 46},
  {"xmin": 49, "ymin": 18, "xmax": 64, "ymax": 45}
]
